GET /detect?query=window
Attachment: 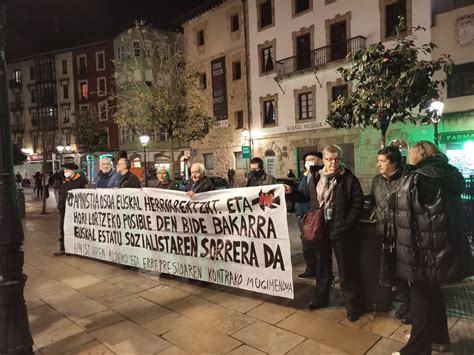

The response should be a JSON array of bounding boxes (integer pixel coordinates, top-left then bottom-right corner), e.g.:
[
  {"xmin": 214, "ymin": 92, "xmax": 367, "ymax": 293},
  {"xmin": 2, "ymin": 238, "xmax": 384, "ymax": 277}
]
[
  {"xmin": 261, "ymin": 46, "xmax": 274, "ymax": 73},
  {"xmin": 120, "ymin": 129, "xmax": 127, "ymax": 144},
  {"xmin": 295, "ymin": 0, "xmax": 310, "ymax": 13},
  {"xmin": 29, "ymin": 66, "xmax": 35, "ymax": 80},
  {"xmin": 63, "ymin": 108, "xmax": 70, "ymax": 123},
  {"xmin": 296, "ymin": 33, "xmax": 311, "ymax": 70},
  {"xmin": 13, "ymin": 69, "xmax": 20, "ymax": 82},
  {"xmin": 203, "ymin": 153, "xmax": 214, "ymax": 170},
  {"xmin": 98, "ymin": 101, "xmax": 108, "ymax": 121},
  {"xmin": 79, "ymin": 80, "xmax": 88, "ymax": 99},
  {"xmin": 385, "ymin": 0, "xmax": 406, "ymax": 38},
  {"xmin": 299, "ymin": 92, "xmax": 313, "ymax": 119},
  {"xmin": 199, "ymin": 72, "xmax": 207, "ymax": 89},
  {"xmin": 133, "ymin": 41, "xmax": 141, "ymax": 56},
  {"xmin": 260, "ymin": 0, "xmax": 273, "ymax": 28},
  {"xmin": 63, "ymin": 84, "xmax": 69, "ymax": 99},
  {"xmin": 197, "ymin": 30, "xmax": 205, "ymax": 46},
  {"xmin": 332, "ymin": 84, "xmax": 348, "ymax": 102},
  {"xmin": 235, "ymin": 152, "xmax": 247, "ymax": 169},
  {"xmin": 448, "ymin": 62, "xmax": 474, "ymax": 98},
  {"xmin": 62, "ymin": 60, "xmax": 68, "ymax": 75},
  {"xmin": 96, "ymin": 51, "xmax": 105, "ymax": 70},
  {"xmin": 263, "ymin": 99, "xmax": 276, "ymax": 126},
  {"xmin": 77, "ymin": 55, "xmax": 87, "ymax": 74},
  {"xmin": 235, "ymin": 110, "xmax": 244, "ymax": 129},
  {"xmin": 32, "ymin": 112, "xmax": 38, "ymax": 126},
  {"xmin": 65, "ymin": 132, "xmax": 71, "ymax": 145},
  {"xmin": 97, "ymin": 77, "xmax": 107, "ymax": 96},
  {"xmin": 232, "ymin": 61, "xmax": 241, "ymax": 80},
  {"xmin": 31, "ymin": 89, "xmax": 37, "ymax": 104},
  {"xmin": 117, "ymin": 45, "xmax": 124, "ymax": 60},
  {"xmin": 231, "ymin": 14, "xmax": 239, "ymax": 32}
]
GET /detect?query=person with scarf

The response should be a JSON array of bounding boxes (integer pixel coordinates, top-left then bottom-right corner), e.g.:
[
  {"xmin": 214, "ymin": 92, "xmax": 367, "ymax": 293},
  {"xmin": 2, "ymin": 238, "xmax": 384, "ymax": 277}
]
[
  {"xmin": 96, "ymin": 157, "xmax": 120, "ymax": 188},
  {"xmin": 155, "ymin": 167, "xmax": 177, "ymax": 190},
  {"xmin": 371, "ymin": 146, "xmax": 411, "ymax": 324},
  {"xmin": 186, "ymin": 163, "xmax": 214, "ymax": 196},
  {"xmin": 393, "ymin": 141, "xmax": 473, "ymax": 355},
  {"xmin": 290, "ymin": 144, "xmax": 364, "ymax": 321},
  {"xmin": 246, "ymin": 157, "xmax": 276, "ymax": 187},
  {"xmin": 55, "ymin": 163, "xmax": 87, "ymax": 256}
]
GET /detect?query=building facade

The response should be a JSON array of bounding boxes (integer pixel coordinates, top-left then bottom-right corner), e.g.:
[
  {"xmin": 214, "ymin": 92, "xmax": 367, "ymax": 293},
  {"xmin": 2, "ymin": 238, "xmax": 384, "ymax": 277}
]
[{"xmin": 181, "ymin": 0, "xmax": 250, "ymax": 185}]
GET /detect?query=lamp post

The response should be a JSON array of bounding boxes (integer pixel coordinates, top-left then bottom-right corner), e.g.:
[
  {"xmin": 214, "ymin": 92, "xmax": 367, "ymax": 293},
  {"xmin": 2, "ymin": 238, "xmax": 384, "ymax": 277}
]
[
  {"xmin": 57, "ymin": 144, "xmax": 64, "ymax": 168},
  {"xmin": 429, "ymin": 100, "xmax": 444, "ymax": 147},
  {"xmin": 139, "ymin": 134, "xmax": 150, "ymax": 187},
  {"xmin": 0, "ymin": 1, "xmax": 34, "ymax": 353}
]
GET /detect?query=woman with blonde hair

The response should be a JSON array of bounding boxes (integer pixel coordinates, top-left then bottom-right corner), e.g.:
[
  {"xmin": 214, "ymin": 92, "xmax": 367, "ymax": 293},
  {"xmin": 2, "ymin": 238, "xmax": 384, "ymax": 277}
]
[{"xmin": 394, "ymin": 140, "xmax": 473, "ymax": 355}]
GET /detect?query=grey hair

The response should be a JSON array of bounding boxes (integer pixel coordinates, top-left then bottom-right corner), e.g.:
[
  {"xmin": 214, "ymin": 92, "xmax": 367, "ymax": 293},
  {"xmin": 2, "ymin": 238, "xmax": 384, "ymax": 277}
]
[
  {"xmin": 322, "ymin": 144, "xmax": 343, "ymax": 158},
  {"xmin": 100, "ymin": 157, "xmax": 112, "ymax": 164},
  {"xmin": 191, "ymin": 162, "xmax": 206, "ymax": 176}
]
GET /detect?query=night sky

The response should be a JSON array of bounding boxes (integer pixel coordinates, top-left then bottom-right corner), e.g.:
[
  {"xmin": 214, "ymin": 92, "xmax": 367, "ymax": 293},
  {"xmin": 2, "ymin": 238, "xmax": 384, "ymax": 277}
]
[{"xmin": 6, "ymin": 0, "xmax": 207, "ymax": 60}]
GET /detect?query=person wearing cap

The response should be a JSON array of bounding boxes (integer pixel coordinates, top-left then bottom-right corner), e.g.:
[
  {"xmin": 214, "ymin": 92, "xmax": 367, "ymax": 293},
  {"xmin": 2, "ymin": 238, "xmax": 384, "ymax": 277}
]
[
  {"xmin": 55, "ymin": 163, "xmax": 87, "ymax": 256},
  {"xmin": 117, "ymin": 158, "xmax": 141, "ymax": 188}
]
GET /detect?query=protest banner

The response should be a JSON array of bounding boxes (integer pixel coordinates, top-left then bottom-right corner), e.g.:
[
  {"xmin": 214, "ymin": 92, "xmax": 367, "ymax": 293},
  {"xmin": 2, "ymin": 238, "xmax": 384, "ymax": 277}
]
[{"xmin": 64, "ymin": 185, "xmax": 294, "ymax": 299}]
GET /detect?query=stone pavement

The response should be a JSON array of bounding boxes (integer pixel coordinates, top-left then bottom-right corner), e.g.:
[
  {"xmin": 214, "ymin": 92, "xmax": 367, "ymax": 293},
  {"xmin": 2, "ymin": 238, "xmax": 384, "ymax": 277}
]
[{"xmin": 18, "ymin": 189, "xmax": 473, "ymax": 354}]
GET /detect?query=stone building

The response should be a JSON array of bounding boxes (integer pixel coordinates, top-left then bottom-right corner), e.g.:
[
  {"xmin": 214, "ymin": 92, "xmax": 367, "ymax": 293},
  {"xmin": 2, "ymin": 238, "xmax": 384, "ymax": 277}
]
[{"xmin": 180, "ymin": 0, "xmax": 250, "ymax": 185}]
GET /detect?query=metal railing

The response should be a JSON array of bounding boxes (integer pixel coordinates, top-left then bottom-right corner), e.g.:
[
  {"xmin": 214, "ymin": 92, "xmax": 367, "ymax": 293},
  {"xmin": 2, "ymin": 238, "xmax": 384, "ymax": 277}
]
[{"xmin": 276, "ymin": 36, "xmax": 366, "ymax": 78}]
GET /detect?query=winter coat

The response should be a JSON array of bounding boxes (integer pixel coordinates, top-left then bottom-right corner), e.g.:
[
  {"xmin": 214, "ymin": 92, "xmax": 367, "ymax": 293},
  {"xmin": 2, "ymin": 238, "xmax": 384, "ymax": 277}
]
[
  {"xmin": 58, "ymin": 172, "xmax": 87, "ymax": 210},
  {"xmin": 396, "ymin": 157, "xmax": 473, "ymax": 284},
  {"xmin": 246, "ymin": 171, "xmax": 276, "ymax": 187},
  {"xmin": 293, "ymin": 168, "xmax": 364, "ymax": 240},
  {"xmin": 186, "ymin": 176, "xmax": 214, "ymax": 193},
  {"xmin": 294, "ymin": 174, "xmax": 311, "ymax": 218},
  {"xmin": 119, "ymin": 171, "xmax": 142, "ymax": 188},
  {"xmin": 96, "ymin": 170, "xmax": 120, "ymax": 188},
  {"xmin": 371, "ymin": 169, "xmax": 403, "ymax": 239}
]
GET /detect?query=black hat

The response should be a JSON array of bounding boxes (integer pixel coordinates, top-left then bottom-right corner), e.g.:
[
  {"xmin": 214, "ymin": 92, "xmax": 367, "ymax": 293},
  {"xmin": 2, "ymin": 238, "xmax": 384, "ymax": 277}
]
[
  {"xmin": 62, "ymin": 163, "xmax": 79, "ymax": 170},
  {"xmin": 303, "ymin": 151, "xmax": 323, "ymax": 161}
]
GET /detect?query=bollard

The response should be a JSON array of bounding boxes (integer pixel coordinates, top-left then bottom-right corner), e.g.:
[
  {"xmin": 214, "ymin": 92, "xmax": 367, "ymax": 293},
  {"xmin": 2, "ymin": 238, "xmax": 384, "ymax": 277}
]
[{"xmin": 16, "ymin": 188, "xmax": 26, "ymax": 218}]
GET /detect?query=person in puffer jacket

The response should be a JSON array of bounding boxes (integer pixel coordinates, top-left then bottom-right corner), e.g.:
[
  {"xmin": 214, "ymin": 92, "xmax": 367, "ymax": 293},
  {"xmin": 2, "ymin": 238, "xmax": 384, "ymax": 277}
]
[{"xmin": 394, "ymin": 141, "xmax": 473, "ymax": 355}]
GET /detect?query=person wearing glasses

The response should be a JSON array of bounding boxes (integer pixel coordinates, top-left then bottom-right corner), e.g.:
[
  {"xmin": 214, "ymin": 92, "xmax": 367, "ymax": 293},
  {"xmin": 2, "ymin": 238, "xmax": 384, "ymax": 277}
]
[
  {"xmin": 246, "ymin": 157, "xmax": 276, "ymax": 187},
  {"xmin": 290, "ymin": 144, "xmax": 364, "ymax": 321}
]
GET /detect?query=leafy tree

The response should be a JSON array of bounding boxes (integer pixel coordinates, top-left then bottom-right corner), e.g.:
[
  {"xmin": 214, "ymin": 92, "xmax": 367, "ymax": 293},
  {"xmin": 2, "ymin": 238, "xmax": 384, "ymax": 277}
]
[
  {"xmin": 73, "ymin": 109, "xmax": 109, "ymax": 154},
  {"xmin": 111, "ymin": 21, "xmax": 215, "ymax": 174},
  {"xmin": 326, "ymin": 19, "xmax": 453, "ymax": 147},
  {"xmin": 12, "ymin": 144, "xmax": 27, "ymax": 165}
]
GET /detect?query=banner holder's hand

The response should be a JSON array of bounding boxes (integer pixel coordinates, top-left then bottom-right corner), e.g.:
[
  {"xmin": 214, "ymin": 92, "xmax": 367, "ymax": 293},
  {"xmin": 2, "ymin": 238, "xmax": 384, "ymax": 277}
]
[
  {"xmin": 186, "ymin": 191, "xmax": 195, "ymax": 197},
  {"xmin": 283, "ymin": 184, "xmax": 293, "ymax": 194}
]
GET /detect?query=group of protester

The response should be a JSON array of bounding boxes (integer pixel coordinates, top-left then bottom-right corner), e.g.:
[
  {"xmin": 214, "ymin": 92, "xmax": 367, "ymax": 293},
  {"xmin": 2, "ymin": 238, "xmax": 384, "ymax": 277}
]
[
  {"xmin": 50, "ymin": 141, "xmax": 472, "ymax": 355},
  {"xmin": 288, "ymin": 142, "xmax": 472, "ymax": 355}
]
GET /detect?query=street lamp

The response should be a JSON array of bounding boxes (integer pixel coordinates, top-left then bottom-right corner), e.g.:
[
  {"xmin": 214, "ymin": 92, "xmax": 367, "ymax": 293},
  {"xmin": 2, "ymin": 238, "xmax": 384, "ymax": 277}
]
[
  {"xmin": 0, "ymin": 0, "xmax": 34, "ymax": 352},
  {"xmin": 429, "ymin": 100, "xmax": 444, "ymax": 146},
  {"xmin": 140, "ymin": 134, "xmax": 150, "ymax": 187},
  {"xmin": 56, "ymin": 144, "xmax": 65, "ymax": 168}
]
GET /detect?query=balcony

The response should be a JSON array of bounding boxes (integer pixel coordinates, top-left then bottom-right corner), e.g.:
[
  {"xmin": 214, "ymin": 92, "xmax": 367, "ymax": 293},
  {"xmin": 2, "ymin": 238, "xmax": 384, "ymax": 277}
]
[
  {"xmin": 11, "ymin": 123, "xmax": 25, "ymax": 133},
  {"xmin": 8, "ymin": 79, "xmax": 22, "ymax": 90},
  {"xmin": 276, "ymin": 36, "xmax": 366, "ymax": 79},
  {"xmin": 9, "ymin": 101, "xmax": 23, "ymax": 111}
]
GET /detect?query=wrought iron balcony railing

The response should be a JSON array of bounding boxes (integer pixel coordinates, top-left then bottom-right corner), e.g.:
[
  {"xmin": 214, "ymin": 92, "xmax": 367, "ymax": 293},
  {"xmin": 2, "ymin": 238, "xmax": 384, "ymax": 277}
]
[{"xmin": 276, "ymin": 36, "xmax": 366, "ymax": 79}]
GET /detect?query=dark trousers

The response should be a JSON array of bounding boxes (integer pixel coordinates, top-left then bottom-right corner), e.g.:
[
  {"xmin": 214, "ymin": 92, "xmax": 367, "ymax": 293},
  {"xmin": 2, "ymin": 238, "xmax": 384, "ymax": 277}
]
[
  {"xmin": 299, "ymin": 217, "xmax": 333, "ymax": 276},
  {"xmin": 36, "ymin": 183, "xmax": 43, "ymax": 198},
  {"xmin": 401, "ymin": 283, "xmax": 449, "ymax": 355},
  {"xmin": 314, "ymin": 237, "xmax": 360, "ymax": 312},
  {"xmin": 59, "ymin": 208, "xmax": 65, "ymax": 251}
]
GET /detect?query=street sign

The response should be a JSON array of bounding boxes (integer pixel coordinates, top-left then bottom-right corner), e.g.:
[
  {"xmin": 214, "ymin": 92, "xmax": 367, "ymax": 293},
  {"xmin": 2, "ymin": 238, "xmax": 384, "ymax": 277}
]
[{"xmin": 242, "ymin": 145, "xmax": 251, "ymax": 159}]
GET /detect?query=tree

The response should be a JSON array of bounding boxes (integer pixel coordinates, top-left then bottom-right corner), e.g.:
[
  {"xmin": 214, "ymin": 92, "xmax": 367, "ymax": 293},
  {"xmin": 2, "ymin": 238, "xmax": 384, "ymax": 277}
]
[
  {"xmin": 12, "ymin": 144, "xmax": 27, "ymax": 165},
  {"xmin": 73, "ymin": 109, "xmax": 109, "ymax": 154},
  {"xmin": 111, "ymin": 21, "xmax": 215, "ymax": 175},
  {"xmin": 326, "ymin": 19, "xmax": 453, "ymax": 147}
]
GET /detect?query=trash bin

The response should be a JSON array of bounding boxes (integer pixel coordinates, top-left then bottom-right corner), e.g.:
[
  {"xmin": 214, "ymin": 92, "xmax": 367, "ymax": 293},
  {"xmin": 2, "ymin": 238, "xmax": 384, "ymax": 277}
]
[{"xmin": 17, "ymin": 188, "xmax": 26, "ymax": 218}]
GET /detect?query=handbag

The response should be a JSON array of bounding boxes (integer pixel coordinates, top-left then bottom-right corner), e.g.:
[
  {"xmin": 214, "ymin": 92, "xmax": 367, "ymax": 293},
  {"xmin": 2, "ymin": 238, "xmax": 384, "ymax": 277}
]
[{"xmin": 302, "ymin": 208, "xmax": 325, "ymax": 242}]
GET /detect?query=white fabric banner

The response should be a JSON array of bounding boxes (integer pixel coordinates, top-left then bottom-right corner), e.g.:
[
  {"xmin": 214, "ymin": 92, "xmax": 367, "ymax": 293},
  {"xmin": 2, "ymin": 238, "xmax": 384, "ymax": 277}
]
[{"xmin": 64, "ymin": 185, "xmax": 294, "ymax": 299}]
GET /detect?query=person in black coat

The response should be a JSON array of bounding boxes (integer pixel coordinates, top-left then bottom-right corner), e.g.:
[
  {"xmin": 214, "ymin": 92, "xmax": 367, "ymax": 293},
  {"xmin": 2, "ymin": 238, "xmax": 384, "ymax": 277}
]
[
  {"xmin": 370, "ymin": 146, "xmax": 411, "ymax": 324},
  {"xmin": 290, "ymin": 144, "xmax": 364, "ymax": 321},
  {"xmin": 394, "ymin": 141, "xmax": 473, "ymax": 355},
  {"xmin": 186, "ymin": 163, "xmax": 214, "ymax": 196},
  {"xmin": 246, "ymin": 157, "xmax": 276, "ymax": 187},
  {"xmin": 55, "ymin": 163, "xmax": 87, "ymax": 256},
  {"xmin": 117, "ymin": 158, "xmax": 141, "ymax": 188}
]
